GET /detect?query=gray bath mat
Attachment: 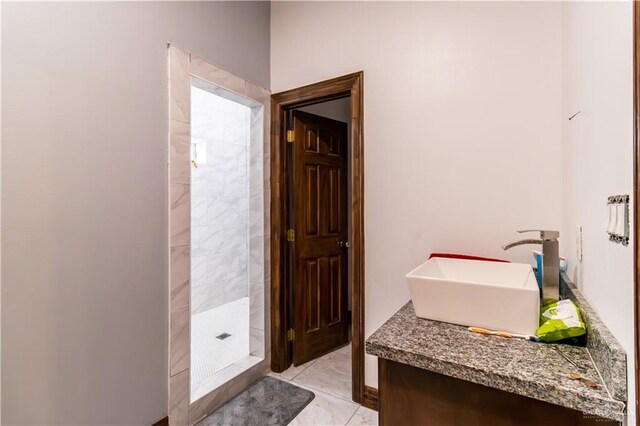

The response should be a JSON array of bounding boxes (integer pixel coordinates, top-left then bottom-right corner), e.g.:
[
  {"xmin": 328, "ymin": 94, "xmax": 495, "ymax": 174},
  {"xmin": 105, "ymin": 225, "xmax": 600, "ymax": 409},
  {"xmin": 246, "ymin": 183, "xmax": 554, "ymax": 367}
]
[{"xmin": 197, "ymin": 376, "xmax": 315, "ymax": 426}]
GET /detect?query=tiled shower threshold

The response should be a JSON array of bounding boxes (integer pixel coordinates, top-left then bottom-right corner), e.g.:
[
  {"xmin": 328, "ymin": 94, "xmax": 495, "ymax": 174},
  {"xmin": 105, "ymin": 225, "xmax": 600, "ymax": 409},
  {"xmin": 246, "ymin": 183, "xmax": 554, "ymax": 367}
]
[{"xmin": 192, "ymin": 354, "xmax": 262, "ymax": 402}]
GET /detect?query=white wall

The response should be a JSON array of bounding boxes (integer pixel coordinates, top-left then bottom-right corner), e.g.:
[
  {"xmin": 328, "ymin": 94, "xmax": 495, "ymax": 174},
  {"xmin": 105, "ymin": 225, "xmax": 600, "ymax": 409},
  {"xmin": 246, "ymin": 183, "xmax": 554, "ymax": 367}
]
[
  {"xmin": 1, "ymin": 2, "xmax": 269, "ymax": 425},
  {"xmin": 272, "ymin": 1, "xmax": 563, "ymax": 388},
  {"xmin": 561, "ymin": 2, "xmax": 635, "ymax": 423}
]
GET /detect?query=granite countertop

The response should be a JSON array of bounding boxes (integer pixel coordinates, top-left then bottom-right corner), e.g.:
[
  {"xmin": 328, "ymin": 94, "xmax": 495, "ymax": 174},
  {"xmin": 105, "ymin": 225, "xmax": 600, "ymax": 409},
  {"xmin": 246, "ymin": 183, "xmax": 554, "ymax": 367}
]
[{"xmin": 366, "ymin": 298, "xmax": 626, "ymax": 422}]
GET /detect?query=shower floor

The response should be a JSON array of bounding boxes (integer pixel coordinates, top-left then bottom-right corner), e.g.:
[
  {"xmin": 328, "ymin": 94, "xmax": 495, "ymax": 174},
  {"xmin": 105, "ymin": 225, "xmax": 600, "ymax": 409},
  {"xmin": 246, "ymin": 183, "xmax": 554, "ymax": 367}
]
[{"xmin": 191, "ymin": 297, "xmax": 261, "ymax": 402}]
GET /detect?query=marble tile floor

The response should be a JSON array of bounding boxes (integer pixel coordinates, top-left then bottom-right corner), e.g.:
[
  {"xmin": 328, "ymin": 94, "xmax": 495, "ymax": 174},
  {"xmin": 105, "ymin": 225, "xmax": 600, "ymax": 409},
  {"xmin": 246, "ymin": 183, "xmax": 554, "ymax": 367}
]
[{"xmin": 269, "ymin": 345, "xmax": 378, "ymax": 426}]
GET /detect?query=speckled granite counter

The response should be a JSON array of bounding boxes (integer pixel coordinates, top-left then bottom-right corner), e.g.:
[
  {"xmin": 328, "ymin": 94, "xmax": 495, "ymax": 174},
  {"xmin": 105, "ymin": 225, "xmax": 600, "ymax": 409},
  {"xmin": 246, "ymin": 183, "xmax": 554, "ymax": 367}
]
[{"xmin": 366, "ymin": 276, "xmax": 626, "ymax": 422}]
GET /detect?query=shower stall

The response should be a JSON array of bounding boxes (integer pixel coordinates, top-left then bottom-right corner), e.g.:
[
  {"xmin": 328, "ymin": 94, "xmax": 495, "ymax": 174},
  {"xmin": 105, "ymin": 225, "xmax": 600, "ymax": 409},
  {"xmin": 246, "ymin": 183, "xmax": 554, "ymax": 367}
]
[
  {"xmin": 189, "ymin": 78, "xmax": 265, "ymax": 401},
  {"xmin": 168, "ymin": 44, "xmax": 270, "ymax": 424}
]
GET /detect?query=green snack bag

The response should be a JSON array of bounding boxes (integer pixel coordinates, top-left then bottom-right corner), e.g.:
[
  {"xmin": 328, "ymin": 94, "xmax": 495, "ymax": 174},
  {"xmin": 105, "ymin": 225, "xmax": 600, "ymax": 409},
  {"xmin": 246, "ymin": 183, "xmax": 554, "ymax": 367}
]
[{"xmin": 536, "ymin": 299, "xmax": 586, "ymax": 343}]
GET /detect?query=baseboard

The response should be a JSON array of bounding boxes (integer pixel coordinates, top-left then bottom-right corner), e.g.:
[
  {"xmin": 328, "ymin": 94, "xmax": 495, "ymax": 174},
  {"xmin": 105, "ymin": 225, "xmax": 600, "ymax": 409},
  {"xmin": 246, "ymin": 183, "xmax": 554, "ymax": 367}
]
[
  {"xmin": 151, "ymin": 415, "xmax": 168, "ymax": 426},
  {"xmin": 362, "ymin": 385, "xmax": 379, "ymax": 411}
]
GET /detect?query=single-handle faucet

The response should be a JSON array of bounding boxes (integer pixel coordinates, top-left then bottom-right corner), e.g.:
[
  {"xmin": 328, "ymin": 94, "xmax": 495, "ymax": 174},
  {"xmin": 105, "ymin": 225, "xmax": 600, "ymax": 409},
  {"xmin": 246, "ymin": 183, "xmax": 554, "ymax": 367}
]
[{"xmin": 502, "ymin": 230, "xmax": 560, "ymax": 302}]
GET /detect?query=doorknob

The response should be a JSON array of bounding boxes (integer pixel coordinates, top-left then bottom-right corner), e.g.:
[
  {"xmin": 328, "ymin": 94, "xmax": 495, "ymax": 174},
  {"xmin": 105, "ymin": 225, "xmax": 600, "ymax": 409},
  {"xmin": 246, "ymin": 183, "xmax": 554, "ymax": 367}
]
[{"xmin": 338, "ymin": 241, "xmax": 351, "ymax": 249}]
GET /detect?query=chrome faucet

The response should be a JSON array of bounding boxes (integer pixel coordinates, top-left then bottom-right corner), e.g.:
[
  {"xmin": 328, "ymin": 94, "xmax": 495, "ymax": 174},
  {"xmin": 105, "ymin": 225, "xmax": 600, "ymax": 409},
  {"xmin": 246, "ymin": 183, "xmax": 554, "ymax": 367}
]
[{"xmin": 502, "ymin": 230, "xmax": 560, "ymax": 302}]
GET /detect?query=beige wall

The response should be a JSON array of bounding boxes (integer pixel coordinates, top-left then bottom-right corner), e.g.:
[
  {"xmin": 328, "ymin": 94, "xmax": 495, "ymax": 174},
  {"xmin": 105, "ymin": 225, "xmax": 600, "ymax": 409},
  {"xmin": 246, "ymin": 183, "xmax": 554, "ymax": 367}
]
[
  {"xmin": 561, "ymin": 2, "xmax": 635, "ymax": 423},
  {"xmin": 1, "ymin": 2, "xmax": 269, "ymax": 425},
  {"xmin": 272, "ymin": 1, "xmax": 563, "ymax": 388}
]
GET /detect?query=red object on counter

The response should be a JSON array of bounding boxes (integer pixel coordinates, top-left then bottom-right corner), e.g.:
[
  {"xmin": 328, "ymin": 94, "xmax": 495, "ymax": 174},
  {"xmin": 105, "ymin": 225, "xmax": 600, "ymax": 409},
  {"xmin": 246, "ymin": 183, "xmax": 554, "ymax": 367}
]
[{"xmin": 428, "ymin": 253, "xmax": 510, "ymax": 263}]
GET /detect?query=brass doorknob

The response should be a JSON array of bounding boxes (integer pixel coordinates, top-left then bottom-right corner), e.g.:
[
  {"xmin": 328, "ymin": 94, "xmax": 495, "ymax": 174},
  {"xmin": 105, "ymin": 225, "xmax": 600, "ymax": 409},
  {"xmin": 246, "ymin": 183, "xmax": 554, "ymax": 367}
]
[{"xmin": 339, "ymin": 241, "xmax": 351, "ymax": 249}]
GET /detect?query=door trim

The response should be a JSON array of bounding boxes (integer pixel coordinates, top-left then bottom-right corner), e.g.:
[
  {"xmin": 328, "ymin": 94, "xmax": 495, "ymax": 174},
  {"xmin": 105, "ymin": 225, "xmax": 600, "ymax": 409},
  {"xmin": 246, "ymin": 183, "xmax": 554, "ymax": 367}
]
[
  {"xmin": 270, "ymin": 72, "xmax": 365, "ymax": 403},
  {"xmin": 634, "ymin": 0, "xmax": 640, "ymax": 420}
]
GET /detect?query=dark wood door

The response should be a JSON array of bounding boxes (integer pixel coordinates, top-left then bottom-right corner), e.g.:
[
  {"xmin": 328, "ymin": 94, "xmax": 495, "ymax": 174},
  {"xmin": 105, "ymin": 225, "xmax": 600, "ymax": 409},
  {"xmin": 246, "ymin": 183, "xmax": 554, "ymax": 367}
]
[{"xmin": 291, "ymin": 110, "xmax": 349, "ymax": 366}]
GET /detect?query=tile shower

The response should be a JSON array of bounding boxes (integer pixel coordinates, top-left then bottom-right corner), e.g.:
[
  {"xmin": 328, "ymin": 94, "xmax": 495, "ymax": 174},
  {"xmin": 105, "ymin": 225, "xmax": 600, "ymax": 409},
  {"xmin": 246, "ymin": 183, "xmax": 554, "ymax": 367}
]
[
  {"xmin": 169, "ymin": 46, "xmax": 270, "ymax": 424},
  {"xmin": 191, "ymin": 84, "xmax": 249, "ymax": 314},
  {"xmin": 189, "ymin": 78, "xmax": 265, "ymax": 402}
]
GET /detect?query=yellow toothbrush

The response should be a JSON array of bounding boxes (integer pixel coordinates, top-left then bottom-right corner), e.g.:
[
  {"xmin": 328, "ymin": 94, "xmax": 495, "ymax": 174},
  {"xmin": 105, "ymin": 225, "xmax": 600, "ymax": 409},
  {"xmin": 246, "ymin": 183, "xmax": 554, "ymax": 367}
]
[{"xmin": 468, "ymin": 327, "xmax": 540, "ymax": 342}]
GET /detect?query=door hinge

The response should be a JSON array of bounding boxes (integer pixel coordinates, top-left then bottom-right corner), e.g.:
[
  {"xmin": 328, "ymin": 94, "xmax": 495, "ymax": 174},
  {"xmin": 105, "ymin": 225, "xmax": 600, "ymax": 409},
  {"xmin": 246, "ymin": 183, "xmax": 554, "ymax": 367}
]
[
  {"xmin": 287, "ymin": 328, "xmax": 295, "ymax": 342},
  {"xmin": 286, "ymin": 130, "xmax": 295, "ymax": 143},
  {"xmin": 286, "ymin": 229, "xmax": 295, "ymax": 242}
]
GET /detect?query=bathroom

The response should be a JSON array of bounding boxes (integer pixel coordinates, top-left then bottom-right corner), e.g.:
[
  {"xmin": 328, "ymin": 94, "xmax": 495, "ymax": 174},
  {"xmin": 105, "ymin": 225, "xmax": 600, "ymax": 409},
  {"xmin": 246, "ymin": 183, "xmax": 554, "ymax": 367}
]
[{"xmin": 0, "ymin": 1, "xmax": 636, "ymax": 426}]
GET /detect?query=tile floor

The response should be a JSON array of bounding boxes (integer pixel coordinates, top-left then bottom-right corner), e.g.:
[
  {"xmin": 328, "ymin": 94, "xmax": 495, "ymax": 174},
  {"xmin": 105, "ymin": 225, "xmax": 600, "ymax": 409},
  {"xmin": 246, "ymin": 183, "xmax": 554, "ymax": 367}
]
[
  {"xmin": 192, "ymin": 297, "xmax": 262, "ymax": 401},
  {"xmin": 269, "ymin": 345, "xmax": 378, "ymax": 426}
]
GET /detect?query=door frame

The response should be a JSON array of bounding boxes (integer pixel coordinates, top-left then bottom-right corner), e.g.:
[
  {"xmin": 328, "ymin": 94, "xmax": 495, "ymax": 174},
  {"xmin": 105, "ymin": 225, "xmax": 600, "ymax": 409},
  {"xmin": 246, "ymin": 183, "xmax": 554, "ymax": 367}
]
[
  {"xmin": 634, "ymin": 0, "xmax": 640, "ymax": 420},
  {"xmin": 270, "ymin": 72, "xmax": 366, "ymax": 404}
]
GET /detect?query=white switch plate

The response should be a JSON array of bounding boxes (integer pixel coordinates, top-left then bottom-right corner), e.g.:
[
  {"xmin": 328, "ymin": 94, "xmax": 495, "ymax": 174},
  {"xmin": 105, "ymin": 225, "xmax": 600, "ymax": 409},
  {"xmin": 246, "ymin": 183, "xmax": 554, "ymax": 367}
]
[{"xmin": 576, "ymin": 225, "xmax": 583, "ymax": 262}]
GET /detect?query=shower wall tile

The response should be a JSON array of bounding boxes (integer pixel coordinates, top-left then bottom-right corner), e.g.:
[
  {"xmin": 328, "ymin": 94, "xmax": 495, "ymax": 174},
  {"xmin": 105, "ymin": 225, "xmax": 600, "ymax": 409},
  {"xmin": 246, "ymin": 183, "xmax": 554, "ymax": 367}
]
[
  {"xmin": 170, "ymin": 184, "xmax": 190, "ymax": 247},
  {"xmin": 249, "ymin": 193, "xmax": 264, "ymax": 236},
  {"xmin": 170, "ymin": 246, "xmax": 190, "ymax": 311},
  {"xmin": 169, "ymin": 368, "xmax": 190, "ymax": 426},
  {"xmin": 191, "ymin": 281, "xmax": 224, "ymax": 315},
  {"xmin": 223, "ymin": 167, "xmax": 247, "ymax": 199},
  {"xmin": 262, "ymin": 153, "xmax": 270, "ymax": 187},
  {"xmin": 191, "ymin": 274, "xmax": 248, "ymax": 315},
  {"xmin": 192, "ymin": 120, "xmax": 223, "ymax": 142},
  {"xmin": 224, "ymin": 117, "xmax": 247, "ymax": 146},
  {"xmin": 191, "ymin": 195, "xmax": 208, "ymax": 226},
  {"xmin": 209, "ymin": 158, "xmax": 242, "ymax": 178},
  {"xmin": 248, "ymin": 235, "xmax": 264, "ymax": 284},
  {"xmin": 169, "ymin": 47, "xmax": 190, "ymax": 124},
  {"xmin": 170, "ymin": 119, "xmax": 191, "ymax": 184},
  {"xmin": 249, "ymin": 109, "xmax": 264, "ymax": 151},
  {"xmin": 248, "ymin": 170, "xmax": 262, "ymax": 200},
  {"xmin": 250, "ymin": 282, "xmax": 264, "ymax": 332},
  {"xmin": 249, "ymin": 327, "xmax": 264, "ymax": 358},
  {"xmin": 207, "ymin": 196, "xmax": 241, "ymax": 226},
  {"xmin": 191, "ymin": 225, "xmax": 224, "ymax": 257},
  {"xmin": 249, "ymin": 170, "xmax": 264, "ymax": 199},
  {"xmin": 245, "ymin": 82, "xmax": 270, "ymax": 107},
  {"xmin": 170, "ymin": 307, "xmax": 190, "ymax": 377},
  {"xmin": 207, "ymin": 251, "xmax": 246, "ymax": 283},
  {"xmin": 191, "ymin": 54, "xmax": 247, "ymax": 97},
  {"xmin": 192, "ymin": 168, "xmax": 223, "ymax": 197},
  {"xmin": 207, "ymin": 141, "xmax": 245, "ymax": 170},
  {"xmin": 191, "ymin": 256, "xmax": 207, "ymax": 288},
  {"xmin": 193, "ymin": 85, "xmax": 224, "ymax": 112},
  {"xmin": 224, "ymin": 275, "xmax": 248, "ymax": 302},
  {"xmin": 238, "ymin": 198, "xmax": 249, "ymax": 226},
  {"xmin": 220, "ymin": 225, "xmax": 246, "ymax": 254},
  {"xmin": 169, "ymin": 45, "xmax": 192, "ymax": 426},
  {"xmin": 249, "ymin": 170, "xmax": 263, "ymax": 201}
]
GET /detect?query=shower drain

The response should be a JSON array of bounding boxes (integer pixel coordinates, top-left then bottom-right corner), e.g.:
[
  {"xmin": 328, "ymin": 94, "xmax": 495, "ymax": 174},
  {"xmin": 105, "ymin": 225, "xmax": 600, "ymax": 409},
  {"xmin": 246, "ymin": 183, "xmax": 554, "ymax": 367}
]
[{"xmin": 216, "ymin": 332, "xmax": 231, "ymax": 340}]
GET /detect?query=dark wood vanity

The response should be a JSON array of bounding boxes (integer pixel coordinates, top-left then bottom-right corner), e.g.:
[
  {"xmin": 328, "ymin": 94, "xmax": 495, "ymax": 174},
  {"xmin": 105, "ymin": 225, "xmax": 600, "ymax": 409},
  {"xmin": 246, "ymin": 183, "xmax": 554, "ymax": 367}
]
[
  {"xmin": 378, "ymin": 358, "xmax": 619, "ymax": 426},
  {"xmin": 366, "ymin": 276, "xmax": 627, "ymax": 426}
]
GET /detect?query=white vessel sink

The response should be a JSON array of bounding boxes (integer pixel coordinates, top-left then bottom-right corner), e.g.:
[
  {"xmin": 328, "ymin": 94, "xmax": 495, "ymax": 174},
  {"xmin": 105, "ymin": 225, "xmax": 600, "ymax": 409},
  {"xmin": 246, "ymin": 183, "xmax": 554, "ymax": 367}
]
[{"xmin": 406, "ymin": 258, "xmax": 540, "ymax": 335}]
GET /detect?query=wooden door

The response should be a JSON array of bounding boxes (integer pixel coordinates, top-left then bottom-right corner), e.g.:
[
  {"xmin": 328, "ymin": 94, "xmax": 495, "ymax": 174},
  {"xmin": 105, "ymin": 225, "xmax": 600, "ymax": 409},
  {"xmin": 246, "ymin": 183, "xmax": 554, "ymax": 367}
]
[{"xmin": 290, "ymin": 110, "xmax": 349, "ymax": 365}]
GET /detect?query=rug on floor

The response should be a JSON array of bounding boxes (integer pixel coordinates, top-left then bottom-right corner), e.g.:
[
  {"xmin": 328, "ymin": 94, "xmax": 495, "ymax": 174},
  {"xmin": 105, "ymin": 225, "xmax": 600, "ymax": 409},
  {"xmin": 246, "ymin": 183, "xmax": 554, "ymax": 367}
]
[{"xmin": 197, "ymin": 376, "xmax": 315, "ymax": 426}]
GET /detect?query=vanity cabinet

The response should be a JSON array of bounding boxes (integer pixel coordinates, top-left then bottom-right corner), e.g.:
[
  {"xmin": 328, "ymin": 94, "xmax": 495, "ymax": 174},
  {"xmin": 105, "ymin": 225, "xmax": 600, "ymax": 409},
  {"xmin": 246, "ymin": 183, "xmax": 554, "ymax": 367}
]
[{"xmin": 378, "ymin": 359, "xmax": 620, "ymax": 426}]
